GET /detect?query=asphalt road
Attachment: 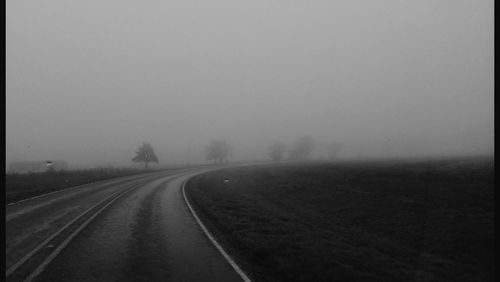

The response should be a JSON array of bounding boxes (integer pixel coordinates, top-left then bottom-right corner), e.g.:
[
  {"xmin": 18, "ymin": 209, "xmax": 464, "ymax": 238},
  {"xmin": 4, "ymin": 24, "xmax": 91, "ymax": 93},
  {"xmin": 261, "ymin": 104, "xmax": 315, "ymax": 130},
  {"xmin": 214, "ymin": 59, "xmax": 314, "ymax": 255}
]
[{"xmin": 6, "ymin": 167, "xmax": 244, "ymax": 282}]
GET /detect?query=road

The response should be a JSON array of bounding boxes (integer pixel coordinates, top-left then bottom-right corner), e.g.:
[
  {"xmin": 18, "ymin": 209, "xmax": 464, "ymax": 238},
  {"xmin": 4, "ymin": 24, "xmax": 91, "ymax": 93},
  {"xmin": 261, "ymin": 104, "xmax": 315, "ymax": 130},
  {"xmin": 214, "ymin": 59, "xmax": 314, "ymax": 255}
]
[{"xmin": 6, "ymin": 167, "xmax": 246, "ymax": 282}]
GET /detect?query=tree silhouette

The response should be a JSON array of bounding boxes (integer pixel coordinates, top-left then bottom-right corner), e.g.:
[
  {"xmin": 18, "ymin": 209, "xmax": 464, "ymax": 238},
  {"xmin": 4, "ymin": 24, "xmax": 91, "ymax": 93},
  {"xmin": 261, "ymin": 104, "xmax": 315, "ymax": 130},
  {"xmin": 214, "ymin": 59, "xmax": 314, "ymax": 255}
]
[
  {"xmin": 327, "ymin": 142, "xmax": 344, "ymax": 160},
  {"xmin": 132, "ymin": 142, "xmax": 159, "ymax": 170},
  {"xmin": 268, "ymin": 142, "xmax": 287, "ymax": 161},
  {"xmin": 288, "ymin": 136, "xmax": 316, "ymax": 160},
  {"xmin": 206, "ymin": 139, "xmax": 231, "ymax": 164}
]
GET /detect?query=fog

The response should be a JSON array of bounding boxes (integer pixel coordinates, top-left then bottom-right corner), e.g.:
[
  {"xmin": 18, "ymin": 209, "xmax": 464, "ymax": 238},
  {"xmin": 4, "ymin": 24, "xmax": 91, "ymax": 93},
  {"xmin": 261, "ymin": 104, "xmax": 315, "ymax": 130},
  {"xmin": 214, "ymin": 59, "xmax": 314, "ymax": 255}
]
[{"xmin": 6, "ymin": 0, "xmax": 493, "ymax": 169}]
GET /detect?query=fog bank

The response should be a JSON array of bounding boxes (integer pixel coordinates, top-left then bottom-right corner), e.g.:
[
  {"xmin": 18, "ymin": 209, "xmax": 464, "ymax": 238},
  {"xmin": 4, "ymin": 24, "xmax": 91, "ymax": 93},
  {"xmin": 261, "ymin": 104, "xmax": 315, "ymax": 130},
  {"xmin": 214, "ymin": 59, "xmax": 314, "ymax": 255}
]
[{"xmin": 6, "ymin": 0, "xmax": 493, "ymax": 168}]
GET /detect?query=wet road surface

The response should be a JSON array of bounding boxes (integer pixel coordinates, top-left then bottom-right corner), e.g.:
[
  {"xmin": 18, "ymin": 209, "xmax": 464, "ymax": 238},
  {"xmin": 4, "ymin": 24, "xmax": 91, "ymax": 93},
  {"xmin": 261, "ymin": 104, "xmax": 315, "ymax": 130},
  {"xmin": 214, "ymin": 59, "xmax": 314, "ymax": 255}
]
[
  {"xmin": 6, "ymin": 172, "xmax": 166, "ymax": 271},
  {"xmin": 26, "ymin": 170, "xmax": 243, "ymax": 282}
]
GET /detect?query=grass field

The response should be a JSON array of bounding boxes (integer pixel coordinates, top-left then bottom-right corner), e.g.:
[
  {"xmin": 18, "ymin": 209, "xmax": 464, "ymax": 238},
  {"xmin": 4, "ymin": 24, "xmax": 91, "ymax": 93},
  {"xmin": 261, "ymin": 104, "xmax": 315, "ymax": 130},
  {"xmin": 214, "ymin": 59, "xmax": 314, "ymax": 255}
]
[
  {"xmin": 185, "ymin": 157, "xmax": 494, "ymax": 282},
  {"xmin": 5, "ymin": 168, "xmax": 152, "ymax": 204}
]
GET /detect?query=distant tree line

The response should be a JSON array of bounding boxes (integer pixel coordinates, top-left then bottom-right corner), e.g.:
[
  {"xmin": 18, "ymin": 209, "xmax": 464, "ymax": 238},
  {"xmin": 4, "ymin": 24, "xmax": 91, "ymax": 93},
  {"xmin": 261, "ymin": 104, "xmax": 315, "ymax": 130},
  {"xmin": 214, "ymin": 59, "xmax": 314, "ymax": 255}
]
[
  {"xmin": 130, "ymin": 136, "xmax": 343, "ymax": 169},
  {"xmin": 205, "ymin": 139, "xmax": 231, "ymax": 164},
  {"xmin": 268, "ymin": 136, "xmax": 344, "ymax": 162}
]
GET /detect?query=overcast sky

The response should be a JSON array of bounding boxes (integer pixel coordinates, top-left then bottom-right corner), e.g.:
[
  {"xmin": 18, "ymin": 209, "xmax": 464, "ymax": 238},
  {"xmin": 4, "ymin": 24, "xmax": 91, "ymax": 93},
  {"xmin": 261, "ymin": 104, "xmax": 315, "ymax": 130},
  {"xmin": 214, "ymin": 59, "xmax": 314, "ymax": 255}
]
[{"xmin": 6, "ymin": 0, "xmax": 494, "ymax": 168}]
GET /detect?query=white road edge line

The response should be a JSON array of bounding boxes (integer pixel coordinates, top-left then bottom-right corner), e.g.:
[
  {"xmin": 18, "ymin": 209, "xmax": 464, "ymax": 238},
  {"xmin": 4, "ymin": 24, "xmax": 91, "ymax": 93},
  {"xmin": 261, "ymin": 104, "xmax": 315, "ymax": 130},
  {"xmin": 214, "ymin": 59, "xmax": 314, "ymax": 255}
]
[
  {"xmin": 24, "ymin": 184, "xmax": 136, "ymax": 282},
  {"xmin": 5, "ymin": 170, "xmax": 168, "ymax": 280},
  {"xmin": 7, "ymin": 172, "xmax": 188, "ymax": 281},
  {"xmin": 6, "ymin": 173, "xmax": 152, "ymax": 206},
  {"xmin": 5, "ymin": 181, "xmax": 135, "ymax": 279},
  {"xmin": 182, "ymin": 178, "xmax": 253, "ymax": 282},
  {"xmin": 6, "ymin": 182, "xmax": 96, "ymax": 206}
]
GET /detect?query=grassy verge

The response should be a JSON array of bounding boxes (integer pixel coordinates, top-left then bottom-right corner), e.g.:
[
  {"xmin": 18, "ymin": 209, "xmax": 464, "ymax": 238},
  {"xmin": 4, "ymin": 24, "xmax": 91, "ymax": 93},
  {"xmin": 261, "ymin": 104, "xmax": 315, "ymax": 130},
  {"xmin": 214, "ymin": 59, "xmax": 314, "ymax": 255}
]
[
  {"xmin": 185, "ymin": 157, "xmax": 494, "ymax": 282},
  {"xmin": 5, "ymin": 168, "xmax": 157, "ymax": 204}
]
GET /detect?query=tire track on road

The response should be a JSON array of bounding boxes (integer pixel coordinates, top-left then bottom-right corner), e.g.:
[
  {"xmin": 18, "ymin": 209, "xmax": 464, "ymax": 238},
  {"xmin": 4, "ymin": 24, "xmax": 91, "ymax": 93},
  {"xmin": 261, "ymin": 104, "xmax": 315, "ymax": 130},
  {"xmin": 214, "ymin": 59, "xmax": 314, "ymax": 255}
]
[
  {"xmin": 7, "ymin": 172, "xmax": 178, "ymax": 282},
  {"xmin": 17, "ymin": 167, "xmax": 253, "ymax": 282},
  {"xmin": 122, "ymin": 177, "xmax": 174, "ymax": 281},
  {"xmin": 32, "ymin": 173, "xmax": 189, "ymax": 282}
]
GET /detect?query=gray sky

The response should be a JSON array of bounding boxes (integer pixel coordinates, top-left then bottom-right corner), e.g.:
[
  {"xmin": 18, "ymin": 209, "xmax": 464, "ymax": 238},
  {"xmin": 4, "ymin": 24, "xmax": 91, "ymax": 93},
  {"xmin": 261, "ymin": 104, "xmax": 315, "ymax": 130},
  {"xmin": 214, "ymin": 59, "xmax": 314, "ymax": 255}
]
[{"xmin": 6, "ymin": 0, "xmax": 494, "ymax": 168}]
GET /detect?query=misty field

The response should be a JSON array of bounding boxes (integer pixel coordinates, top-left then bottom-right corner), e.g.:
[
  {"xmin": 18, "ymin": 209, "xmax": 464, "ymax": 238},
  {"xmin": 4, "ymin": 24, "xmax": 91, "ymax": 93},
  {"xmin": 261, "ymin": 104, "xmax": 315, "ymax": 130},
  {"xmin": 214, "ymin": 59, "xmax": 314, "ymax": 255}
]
[
  {"xmin": 185, "ymin": 158, "xmax": 494, "ymax": 282},
  {"xmin": 5, "ymin": 168, "xmax": 151, "ymax": 204}
]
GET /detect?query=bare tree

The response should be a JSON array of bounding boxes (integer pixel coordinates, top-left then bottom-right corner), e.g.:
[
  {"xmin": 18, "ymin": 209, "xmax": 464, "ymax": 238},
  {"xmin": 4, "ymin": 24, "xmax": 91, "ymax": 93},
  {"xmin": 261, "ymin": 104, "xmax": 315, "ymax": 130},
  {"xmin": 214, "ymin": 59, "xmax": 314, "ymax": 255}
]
[
  {"xmin": 288, "ymin": 136, "xmax": 316, "ymax": 160},
  {"xmin": 327, "ymin": 142, "xmax": 344, "ymax": 160},
  {"xmin": 132, "ymin": 142, "xmax": 159, "ymax": 170},
  {"xmin": 268, "ymin": 142, "xmax": 287, "ymax": 161},
  {"xmin": 206, "ymin": 139, "xmax": 231, "ymax": 164}
]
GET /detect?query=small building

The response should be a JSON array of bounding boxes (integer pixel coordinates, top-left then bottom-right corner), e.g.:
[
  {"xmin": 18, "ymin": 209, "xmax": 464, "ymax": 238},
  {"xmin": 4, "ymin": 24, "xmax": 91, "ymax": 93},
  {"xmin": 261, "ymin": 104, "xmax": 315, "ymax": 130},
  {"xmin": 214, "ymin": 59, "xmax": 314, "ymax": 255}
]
[{"xmin": 8, "ymin": 160, "xmax": 68, "ymax": 174}]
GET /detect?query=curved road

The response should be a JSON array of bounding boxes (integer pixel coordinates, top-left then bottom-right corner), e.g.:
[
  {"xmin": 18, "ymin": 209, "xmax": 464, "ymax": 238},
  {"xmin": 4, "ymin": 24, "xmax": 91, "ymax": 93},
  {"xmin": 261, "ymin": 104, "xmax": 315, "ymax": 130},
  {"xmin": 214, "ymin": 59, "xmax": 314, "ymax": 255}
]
[{"xmin": 6, "ymin": 167, "xmax": 245, "ymax": 282}]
